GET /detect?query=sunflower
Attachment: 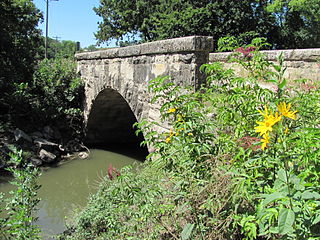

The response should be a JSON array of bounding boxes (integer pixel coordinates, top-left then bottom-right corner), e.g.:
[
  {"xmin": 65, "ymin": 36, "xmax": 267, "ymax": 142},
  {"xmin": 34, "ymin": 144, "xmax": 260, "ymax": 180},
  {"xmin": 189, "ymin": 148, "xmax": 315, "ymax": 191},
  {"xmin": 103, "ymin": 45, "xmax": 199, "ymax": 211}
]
[
  {"xmin": 277, "ymin": 102, "xmax": 297, "ymax": 120},
  {"xmin": 167, "ymin": 108, "xmax": 176, "ymax": 113},
  {"xmin": 260, "ymin": 132, "xmax": 270, "ymax": 150},
  {"xmin": 255, "ymin": 108, "xmax": 281, "ymax": 136}
]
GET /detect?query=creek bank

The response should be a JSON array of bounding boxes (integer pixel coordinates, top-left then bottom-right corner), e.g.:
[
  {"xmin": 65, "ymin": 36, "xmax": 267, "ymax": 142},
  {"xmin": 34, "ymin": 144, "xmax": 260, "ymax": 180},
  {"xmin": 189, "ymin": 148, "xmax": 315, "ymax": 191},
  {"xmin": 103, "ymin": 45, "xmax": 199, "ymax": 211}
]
[{"xmin": 0, "ymin": 125, "xmax": 87, "ymax": 169}]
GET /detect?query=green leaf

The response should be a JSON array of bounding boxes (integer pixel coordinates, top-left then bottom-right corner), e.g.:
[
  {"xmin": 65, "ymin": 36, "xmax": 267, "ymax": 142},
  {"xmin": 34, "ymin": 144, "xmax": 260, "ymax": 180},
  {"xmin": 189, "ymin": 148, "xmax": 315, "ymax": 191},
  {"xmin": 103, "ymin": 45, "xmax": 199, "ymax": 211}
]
[
  {"xmin": 266, "ymin": 79, "xmax": 277, "ymax": 84},
  {"xmin": 263, "ymin": 192, "xmax": 285, "ymax": 206},
  {"xmin": 301, "ymin": 191, "xmax": 320, "ymax": 200},
  {"xmin": 312, "ymin": 214, "xmax": 320, "ymax": 225},
  {"xmin": 181, "ymin": 223, "xmax": 194, "ymax": 240},
  {"xmin": 278, "ymin": 78, "xmax": 287, "ymax": 90},
  {"xmin": 277, "ymin": 168, "xmax": 287, "ymax": 183},
  {"xmin": 273, "ymin": 64, "xmax": 282, "ymax": 72},
  {"xmin": 278, "ymin": 208, "xmax": 295, "ymax": 235}
]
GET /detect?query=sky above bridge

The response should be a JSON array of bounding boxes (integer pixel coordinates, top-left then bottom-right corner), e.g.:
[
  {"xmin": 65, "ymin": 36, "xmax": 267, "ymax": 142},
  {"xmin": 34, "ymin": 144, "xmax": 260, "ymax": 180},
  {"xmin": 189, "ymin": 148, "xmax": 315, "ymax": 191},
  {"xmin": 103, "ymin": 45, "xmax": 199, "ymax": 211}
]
[{"xmin": 33, "ymin": 0, "xmax": 116, "ymax": 48}]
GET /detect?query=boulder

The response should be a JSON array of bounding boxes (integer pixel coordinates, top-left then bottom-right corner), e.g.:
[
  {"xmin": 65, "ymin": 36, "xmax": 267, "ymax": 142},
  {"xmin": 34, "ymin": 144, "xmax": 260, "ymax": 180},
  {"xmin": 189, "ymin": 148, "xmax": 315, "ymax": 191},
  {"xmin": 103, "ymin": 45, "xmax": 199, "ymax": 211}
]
[
  {"xmin": 13, "ymin": 128, "xmax": 32, "ymax": 143},
  {"xmin": 43, "ymin": 126, "xmax": 55, "ymax": 140},
  {"xmin": 34, "ymin": 138, "xmax": 62, "ymax": 152},
  {"xmin": 31, "ymin": 131, "xmax": 43, "ymax": 139},
  {"xmin": 30, "ymin": 158, "xmax": 43, "ymax": 166},
  {"xmin": 78, "ymin": 151, "xmax": 89, "ymax": 159},
  {"xmin": 39, "ymin": 149, "xmax": 56, "ymax": 163}
]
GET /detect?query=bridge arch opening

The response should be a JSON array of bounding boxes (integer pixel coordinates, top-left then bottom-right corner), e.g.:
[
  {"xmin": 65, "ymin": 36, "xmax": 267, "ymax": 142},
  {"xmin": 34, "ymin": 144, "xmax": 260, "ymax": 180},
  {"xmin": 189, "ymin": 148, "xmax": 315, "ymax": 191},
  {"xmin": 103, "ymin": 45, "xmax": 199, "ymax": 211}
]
[{"xmin": 85, "ymin": 88, "xmax": 148, "ymax": 155}]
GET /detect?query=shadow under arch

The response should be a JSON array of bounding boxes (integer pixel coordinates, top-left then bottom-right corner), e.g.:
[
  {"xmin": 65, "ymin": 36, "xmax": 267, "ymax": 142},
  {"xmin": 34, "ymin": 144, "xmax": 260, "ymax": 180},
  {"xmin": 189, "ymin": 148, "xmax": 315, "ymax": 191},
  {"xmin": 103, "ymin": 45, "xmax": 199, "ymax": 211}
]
[{"xmin": 85, "ymin": 88, "xmax": 148, "ymax": 158}]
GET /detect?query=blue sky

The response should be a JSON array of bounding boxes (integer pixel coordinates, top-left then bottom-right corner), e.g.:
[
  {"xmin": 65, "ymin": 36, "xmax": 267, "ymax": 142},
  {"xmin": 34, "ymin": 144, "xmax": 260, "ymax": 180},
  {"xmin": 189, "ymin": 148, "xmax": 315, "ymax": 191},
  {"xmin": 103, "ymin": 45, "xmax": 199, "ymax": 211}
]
[{"xmin": 33, "ymin": 0, "xmax": 115, "ymax": 48}]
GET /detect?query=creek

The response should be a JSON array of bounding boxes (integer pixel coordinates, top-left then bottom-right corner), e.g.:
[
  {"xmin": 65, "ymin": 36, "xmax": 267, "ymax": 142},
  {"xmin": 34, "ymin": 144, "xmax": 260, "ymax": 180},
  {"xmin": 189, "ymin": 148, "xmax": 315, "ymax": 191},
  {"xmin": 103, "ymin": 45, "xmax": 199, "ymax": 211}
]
[{"xmin": 0, "ymin": 148, "xmax": 146, "ymax": 239}]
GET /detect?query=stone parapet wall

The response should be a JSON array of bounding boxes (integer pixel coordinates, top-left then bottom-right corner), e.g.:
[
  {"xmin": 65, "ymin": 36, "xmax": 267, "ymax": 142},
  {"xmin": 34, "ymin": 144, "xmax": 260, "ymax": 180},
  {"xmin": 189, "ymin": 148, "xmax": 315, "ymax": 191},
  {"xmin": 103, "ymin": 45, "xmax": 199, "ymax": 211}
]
[
  {"xmin": 209, "ymin": 48, "xmax": 320, "ymax": 82},
  {"xmin": 76, "ymin": 36, "xmax": 214, "ymax": 60}
]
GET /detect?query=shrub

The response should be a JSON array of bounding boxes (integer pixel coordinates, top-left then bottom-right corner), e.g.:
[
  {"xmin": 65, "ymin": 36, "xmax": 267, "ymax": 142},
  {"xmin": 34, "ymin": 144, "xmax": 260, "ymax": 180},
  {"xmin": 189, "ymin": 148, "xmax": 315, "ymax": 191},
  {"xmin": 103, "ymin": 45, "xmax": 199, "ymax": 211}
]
[
  {"xmin": 27, "ymin": 57, "xmax": 84, "ymax": 138},
  {"xmin": 0, "ymin": 147, "xmax": 41, "ymax": 239}
]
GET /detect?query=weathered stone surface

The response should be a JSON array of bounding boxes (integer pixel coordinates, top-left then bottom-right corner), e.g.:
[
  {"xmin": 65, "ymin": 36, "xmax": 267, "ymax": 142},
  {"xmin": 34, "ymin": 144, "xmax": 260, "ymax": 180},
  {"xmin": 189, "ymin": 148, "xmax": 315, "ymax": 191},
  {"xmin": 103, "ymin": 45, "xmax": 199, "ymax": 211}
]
[
  {"xmin": 34, "ymin": 138, "xmax": 59, "ymax": 148},
  {"xmin": 14, "ymin": 128, "xmax": 32, "ymax": 143},
  {"xmin": 209, "ymin": 49, "xmax": 320, "ymax": 82},
  {"xmin": 39, "ymin": 149, "xmax": 56, "ymax": 163},
  {"xmin": 78, "ymin": 151, "xmax": 89, "ymax": 159},
  {"xmin": 30, "ymin": 158, "xmax": 43, "ymax": 166},
  {"xmin": 75, "ymin": 36, "xmax": 214, "ymax": 60},
  {"xmin": 34, "ymin": 138, "xmax": 63, "ymax": 158}
]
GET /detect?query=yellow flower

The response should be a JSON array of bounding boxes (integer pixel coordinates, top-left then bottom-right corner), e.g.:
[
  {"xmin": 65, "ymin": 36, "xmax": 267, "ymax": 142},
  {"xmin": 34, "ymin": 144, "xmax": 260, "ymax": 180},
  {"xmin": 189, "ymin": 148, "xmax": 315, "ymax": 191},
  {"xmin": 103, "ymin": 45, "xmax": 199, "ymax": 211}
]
[
  {"xmin": 255, "ymin": 110, "xmax": 281, "ymax": 136},
  {"xmin": 176, "ymin": 114, "xmax": 183, "ymax": 122},
  {"xmin": 188, "ymin": 133, "xmax": 193, "ymax": 136},
  {"xmin": 257, "ymin": 106, "xmax": 271, "ymax": 119},
  {"xmin": 277, "ymin": 102, "xmax": 297, "ymax": 120},
  {"xmin": 169, "ymin": 129, "xmax": 174, "ymax": 137},
  {"xmin": 167, "ymin": 108, "xmax": 176, "ymax": 113},
  {"xmin": 165, "ymin": 137, "xmax": 171, "ymax": 143},
  {"xmin": 260, "ymin": 132, "xmax": 270, "ymax": 151},
  {"xmin": 284, "ymin": 127, "xmax": 289, "ymax": 134}
]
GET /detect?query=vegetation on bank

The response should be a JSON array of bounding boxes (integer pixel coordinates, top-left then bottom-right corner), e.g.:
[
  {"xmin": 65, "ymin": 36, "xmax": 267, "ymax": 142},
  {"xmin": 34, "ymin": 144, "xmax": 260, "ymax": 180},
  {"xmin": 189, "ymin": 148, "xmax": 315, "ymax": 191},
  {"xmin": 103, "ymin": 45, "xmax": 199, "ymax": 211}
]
[
  {"xmin": 0, "ymin": 0, "xmax": 84, "ymax": 168},
  {"xmin": 1, "ymin": 2, "xmax": 83, "ymax": 236},
  {"xmin": 0, "ymin": 147, "xmax": 41, "ymax": 240},
  {"xmin": 60, "ymin": 38, "xmax": 320, "ymax": 239}
]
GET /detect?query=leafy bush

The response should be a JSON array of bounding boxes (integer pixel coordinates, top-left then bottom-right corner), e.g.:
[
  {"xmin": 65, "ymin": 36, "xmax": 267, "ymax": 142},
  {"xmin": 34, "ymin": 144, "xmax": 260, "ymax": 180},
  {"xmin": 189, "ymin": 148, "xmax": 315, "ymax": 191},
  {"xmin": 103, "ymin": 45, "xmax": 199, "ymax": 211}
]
[
  {"xmin": 29, "ymin": 57, "xmax": 83, "ymax": 137},
  {"xmin": 0, "ymin": 147, "xmax": 41, "ymax": 239},
  {"xmin": 63, "ymin": 38, "xmax": 319, "ymax": 240}
]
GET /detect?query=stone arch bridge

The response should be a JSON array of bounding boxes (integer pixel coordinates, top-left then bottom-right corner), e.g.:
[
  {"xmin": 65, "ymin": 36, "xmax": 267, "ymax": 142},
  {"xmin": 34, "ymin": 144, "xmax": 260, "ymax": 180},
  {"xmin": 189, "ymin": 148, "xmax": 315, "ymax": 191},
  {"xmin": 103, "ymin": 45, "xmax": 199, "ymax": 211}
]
[
  {"xmin": 75, "ymin": 36, "xmax": 320, "ymax": 147},
  {"xmin": 75, "ymin": 36, "xmax": 213, "ymax": 146}
]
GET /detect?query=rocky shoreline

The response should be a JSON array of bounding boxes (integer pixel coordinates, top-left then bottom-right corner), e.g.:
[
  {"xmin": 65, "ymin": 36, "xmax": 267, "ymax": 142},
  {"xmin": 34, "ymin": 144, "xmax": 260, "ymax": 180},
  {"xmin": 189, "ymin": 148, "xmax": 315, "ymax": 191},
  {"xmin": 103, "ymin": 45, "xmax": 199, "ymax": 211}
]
[{"xmin": 0, "ymin": 126, "xmax": 88, "ymax": 169}]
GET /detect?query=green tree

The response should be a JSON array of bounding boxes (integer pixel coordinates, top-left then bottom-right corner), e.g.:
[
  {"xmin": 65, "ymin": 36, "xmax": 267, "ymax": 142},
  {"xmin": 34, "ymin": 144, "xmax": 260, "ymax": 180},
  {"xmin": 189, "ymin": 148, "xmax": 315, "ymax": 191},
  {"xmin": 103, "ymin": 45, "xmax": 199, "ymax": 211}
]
[
  {"xmin": 38, "ymin": 38, "xmax": 79, "ymax": 59},
  {"xmin": 94, "ymin": 0, "xmax": 320, "ymax": 49},
  {"xmin": 94, "ymin": 0, "xmax": 276, "ymax": 46},
  {"xmin": 82, "ymin": 44, "xmax": 98, "ymax": 51},
  {"xmin": 0, "ymin": 0, "xmax": 42, "ymax": 121},
  {"xmin": 30, "ymin": 58, "xmax": 83, "ymax": 138},
  {"xmin": 265, "ymin": 0, "xmax": 320, "ymax": 48}
]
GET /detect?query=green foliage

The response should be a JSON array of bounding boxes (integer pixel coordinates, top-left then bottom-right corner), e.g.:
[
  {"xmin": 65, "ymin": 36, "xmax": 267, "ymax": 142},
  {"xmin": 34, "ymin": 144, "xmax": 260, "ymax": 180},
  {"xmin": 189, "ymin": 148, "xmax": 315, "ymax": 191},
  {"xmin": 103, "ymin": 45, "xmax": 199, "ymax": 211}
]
[
  {"xmin": 94, "ymin": 0, "xmax": 319, "ymax": 49},
  {"xmin": 0, "ymin": 0, "xmax": 83, "ymax": 138},
  {"xmin": 64, "ymin": 38, "xmax": 319, "ymax": 239},
  {"xmin": 94, "ymin": 0, "xmax": 275, "ymax": 47},
  {"xmin": 0, "ymin": 147, "xmax": 41, "ymax": 239},
  {"xmin": 38, "ymin": 37, "xmax": 79, "ymax": 59},
  {"xmin": 80, "ymin": 44, "xmax": 99, "ymax": 52},
  {"xmin": 265, "ymin": 0, "xmax": 320, "ymax": 48},
  {"xmin": 29, "ymin": 58, "xmax": 83, "ymax": 137},
  {"xmin": 3, "ymin": 57, "xmax": 83, "ymax": 138},
  {"xmin": 0, "ymin": 0, "xmax": 42, "ymax": 120}
]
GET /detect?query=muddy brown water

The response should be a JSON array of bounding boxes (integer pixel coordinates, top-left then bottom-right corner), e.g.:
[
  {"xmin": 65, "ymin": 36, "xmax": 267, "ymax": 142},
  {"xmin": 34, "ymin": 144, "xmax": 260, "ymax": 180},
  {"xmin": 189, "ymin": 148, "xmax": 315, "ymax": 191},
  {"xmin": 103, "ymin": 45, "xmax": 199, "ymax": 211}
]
[{"xmin": 0, "ymin": 148, "xmax": 146, "ymax": 239}]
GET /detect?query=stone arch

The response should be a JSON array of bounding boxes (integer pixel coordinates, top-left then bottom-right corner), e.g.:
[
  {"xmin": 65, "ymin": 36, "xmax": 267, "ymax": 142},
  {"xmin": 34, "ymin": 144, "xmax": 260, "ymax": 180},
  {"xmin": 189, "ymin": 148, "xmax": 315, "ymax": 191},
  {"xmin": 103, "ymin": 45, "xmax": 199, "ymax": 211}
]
[{"xmin": 84, "ymin": 88, "xmax": 145, "ymax": 148}]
